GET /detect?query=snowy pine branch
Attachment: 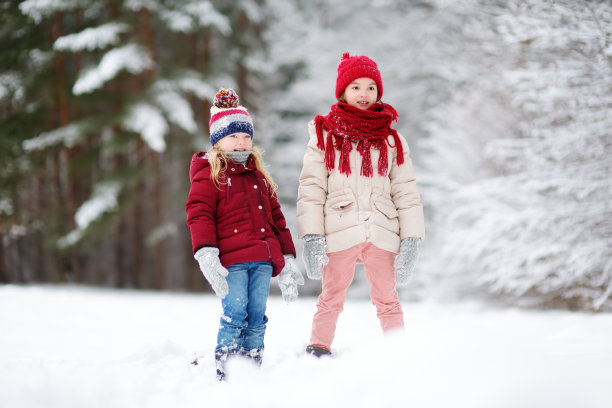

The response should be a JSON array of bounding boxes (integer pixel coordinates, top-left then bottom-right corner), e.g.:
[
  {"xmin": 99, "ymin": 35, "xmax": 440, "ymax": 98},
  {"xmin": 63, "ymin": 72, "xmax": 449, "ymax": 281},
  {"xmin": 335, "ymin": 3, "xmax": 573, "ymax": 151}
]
[
  {"xmin": 72, "ymin": 44, "xmax": 153, "ymax": 95},
  {"xmin": 54, "ymin": 23, "xmax": 129, "ymax": 52}
]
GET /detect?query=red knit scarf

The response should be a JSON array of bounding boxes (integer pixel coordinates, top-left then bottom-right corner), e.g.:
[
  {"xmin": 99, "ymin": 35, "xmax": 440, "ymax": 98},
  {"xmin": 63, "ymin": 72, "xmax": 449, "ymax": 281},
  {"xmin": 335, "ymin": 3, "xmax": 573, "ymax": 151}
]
[{"xmin": 314, "ymin": 102, "xmax": 404, "ymax": 177}]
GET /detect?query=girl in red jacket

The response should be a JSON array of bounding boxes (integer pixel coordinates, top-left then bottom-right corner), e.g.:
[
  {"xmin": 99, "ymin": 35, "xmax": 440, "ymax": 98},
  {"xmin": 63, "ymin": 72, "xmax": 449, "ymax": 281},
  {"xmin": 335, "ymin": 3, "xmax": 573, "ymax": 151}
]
[{"xmin": 186, "ymin": 88, "xmax": 302, "ymax": 380}]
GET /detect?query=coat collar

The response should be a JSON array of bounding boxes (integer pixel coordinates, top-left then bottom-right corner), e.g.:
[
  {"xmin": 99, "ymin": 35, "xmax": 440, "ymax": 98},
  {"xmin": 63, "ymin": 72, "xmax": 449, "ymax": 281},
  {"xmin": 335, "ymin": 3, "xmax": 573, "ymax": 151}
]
[{"xmin": 225, "ymin": 155, "xmax": 256, "ymax": 174}]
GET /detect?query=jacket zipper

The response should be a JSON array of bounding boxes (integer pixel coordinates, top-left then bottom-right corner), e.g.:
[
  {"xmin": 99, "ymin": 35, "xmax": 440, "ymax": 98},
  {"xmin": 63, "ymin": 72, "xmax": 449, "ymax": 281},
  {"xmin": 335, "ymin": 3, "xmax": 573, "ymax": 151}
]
[
  {"xmin": 262, "ymin": 239, "xmax": 272, "ymax": 261},
  {"xmin": 259, "ymin": 175, "xmax": 272, "ymax": 261},
  {"xmin": 226, "ymin": 177, "xmax": 232, "ymax": 201}
]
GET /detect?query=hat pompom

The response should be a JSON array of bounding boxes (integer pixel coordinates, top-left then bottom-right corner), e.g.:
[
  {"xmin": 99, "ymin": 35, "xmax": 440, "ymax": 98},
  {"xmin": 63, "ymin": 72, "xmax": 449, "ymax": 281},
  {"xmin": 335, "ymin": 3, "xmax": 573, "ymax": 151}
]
[{"xmin": 213, "ymin": 88, "xmax": 239, "ymax": 109}]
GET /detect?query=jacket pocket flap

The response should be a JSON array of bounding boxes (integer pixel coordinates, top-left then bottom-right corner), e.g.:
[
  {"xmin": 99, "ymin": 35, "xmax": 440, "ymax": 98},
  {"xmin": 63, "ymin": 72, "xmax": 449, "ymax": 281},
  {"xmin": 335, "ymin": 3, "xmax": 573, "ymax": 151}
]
[
  {"xmin": 330, "ymin": 200, "xmax": 354, "ymax": 210},
  {"xmin": 374, "ymin": 199, "xmax": 398, "ymax": 219}
]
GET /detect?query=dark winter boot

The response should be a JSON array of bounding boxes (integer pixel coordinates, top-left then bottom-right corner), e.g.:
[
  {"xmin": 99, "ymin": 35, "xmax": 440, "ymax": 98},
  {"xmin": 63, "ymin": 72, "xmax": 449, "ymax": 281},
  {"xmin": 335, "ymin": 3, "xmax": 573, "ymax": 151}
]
[
  {"xmin": 306, "ymin": 344, "xmax": 332, "ymax": 357},
  {"xmin": 242, "ymin": 348, "xmax": 263, "ymax": 367},
  {"xmin": 214, "ymin": 350, "xmax": 229, "ymax": 381}
]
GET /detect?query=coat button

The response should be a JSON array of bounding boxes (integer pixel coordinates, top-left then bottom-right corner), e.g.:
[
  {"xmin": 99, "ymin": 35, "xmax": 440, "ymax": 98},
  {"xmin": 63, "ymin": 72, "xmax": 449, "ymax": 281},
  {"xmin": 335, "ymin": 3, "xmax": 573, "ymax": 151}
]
[
  {"xmin": 258, "ymin": 205, "xmax": 263, "ymax": 210},
  {"xmin": 234, "ymin": 229, "xmax": 238, "ymax": 233},
  {"xmin": 260, "ymin": 228, "xmax": 265, "ymax": 232},
  {"xmin": 253, "ymin": 185, "xmax": 258, "ymax": 189},
  {"xmin": 231, "ymin": 168, "xmax": 235, "ymax": 171}
]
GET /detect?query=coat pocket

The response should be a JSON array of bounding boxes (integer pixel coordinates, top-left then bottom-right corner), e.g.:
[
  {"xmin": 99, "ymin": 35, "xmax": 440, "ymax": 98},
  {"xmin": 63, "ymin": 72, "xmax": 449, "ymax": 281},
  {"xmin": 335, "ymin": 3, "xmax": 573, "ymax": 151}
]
[
  {"xmin": 372, "ymin": 198, "xmax": 400, "ymax": 235},
  {"xmin": 324, "ymin": 194, "xmax": 356, "ymax": 235},
  {"xmin": 373, "ymin": 199, "xmax": 399, "ymax": 220},
  {"xmin": 324, "ymin": 194, "xmax": 355, "ymax": 214}
]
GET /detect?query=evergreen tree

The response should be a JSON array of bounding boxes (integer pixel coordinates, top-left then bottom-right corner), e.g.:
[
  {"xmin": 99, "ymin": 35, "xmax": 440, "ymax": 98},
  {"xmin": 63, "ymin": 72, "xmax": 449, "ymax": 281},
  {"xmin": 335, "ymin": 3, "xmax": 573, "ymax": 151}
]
[{"xmin": 1, "ymin": 0, "xmax": 267, "ymax": 290}]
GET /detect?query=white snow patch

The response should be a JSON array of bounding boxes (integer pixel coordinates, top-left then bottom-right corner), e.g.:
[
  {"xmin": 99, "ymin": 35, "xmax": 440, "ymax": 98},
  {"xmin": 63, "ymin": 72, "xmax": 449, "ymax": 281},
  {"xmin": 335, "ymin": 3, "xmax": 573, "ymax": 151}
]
[
  {"xmin": 1, "ymin": 285, "xmax": 611, "ymax": 408},
  {"xmin": 174, "ymin": 75, "xmax": 216, "ymax": 99},
  {"xmin": 122, "ymin": 103, "xmax": 168, "ymax": 152},
  {"xmin": 57, "ymin": 182, "xmax": 121, "ymax": 248},
  {"xmin": 145, "ymin": 222, "xmax": 178, "ymax": 247},
  {"xmin": 54, "ymin": 23, "xmax": 129, "ymax": 52},
  {"xmin": 74, "ymin": 182, "xmax": 120, "ymax": 229},
  {"xmin": 22, "ymin": 123, "xmax": 83, "ymax": 151},
  {"xmin": 0, "ymin": 73, "xmax": 24, "ymax": 103},
  {"xmin": 19, "ymin": 0, "xmax": 84, "ymax": 23},
  {"xmin": 73, "ymin": 44, "xmax": 153, "ymax": 95},
  {"xmin": 152, "ymin": 85, "xmax": 198, "ymax": 133},
  {"xmin": 159, "ymin": 1, "xmax": 231, "ymax": 34}
]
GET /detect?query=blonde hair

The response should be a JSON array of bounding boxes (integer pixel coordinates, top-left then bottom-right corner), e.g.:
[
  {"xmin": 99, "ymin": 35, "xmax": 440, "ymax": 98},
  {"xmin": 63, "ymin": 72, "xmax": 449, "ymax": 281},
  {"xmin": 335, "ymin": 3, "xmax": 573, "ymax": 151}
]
[{"xmin": 208, "ymin": 146, "xmax": 278, "ymax": 193}]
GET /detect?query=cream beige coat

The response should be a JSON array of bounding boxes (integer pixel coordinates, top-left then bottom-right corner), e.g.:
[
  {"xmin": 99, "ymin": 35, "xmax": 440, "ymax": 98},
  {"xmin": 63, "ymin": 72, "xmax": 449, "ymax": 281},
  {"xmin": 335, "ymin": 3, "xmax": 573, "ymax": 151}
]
[{"xmin": 297, "ymin": 120, "xmax": 425, "ymax": 254}]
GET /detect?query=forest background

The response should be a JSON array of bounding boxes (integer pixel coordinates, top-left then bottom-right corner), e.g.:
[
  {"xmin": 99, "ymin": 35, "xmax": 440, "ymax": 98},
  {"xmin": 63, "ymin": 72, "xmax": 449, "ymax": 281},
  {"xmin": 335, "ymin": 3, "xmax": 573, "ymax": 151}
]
[{"xmin": 1, "ymin": 0, "xmax": 610, "ymax": 312}]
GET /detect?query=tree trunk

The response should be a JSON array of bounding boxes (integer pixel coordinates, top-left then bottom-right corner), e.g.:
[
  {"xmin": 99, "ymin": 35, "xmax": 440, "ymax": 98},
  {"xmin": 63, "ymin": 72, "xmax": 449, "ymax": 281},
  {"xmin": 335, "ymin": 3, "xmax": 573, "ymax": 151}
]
[
  {"xmin": 0, "ymin": 235, "xmax": 6, "ymax": 283},
  {"xmin": 141, "ymin": 6, "xmax": 164, "ymax": 289}
]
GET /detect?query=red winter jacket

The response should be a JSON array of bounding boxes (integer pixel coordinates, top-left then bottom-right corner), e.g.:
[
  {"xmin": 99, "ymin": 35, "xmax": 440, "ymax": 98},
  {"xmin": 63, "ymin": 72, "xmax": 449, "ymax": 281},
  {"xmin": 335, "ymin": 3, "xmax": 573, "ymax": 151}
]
[{"xmin": 185, "ymin": 152, "xmax": 295, "ymax": 277}]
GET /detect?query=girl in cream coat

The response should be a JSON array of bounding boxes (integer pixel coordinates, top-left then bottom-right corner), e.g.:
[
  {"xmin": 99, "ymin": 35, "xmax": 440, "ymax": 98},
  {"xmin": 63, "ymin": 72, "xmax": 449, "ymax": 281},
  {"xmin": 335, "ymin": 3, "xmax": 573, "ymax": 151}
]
[{"xmin": 297, "ymin": 53, "xmax": 425, "ymax": 357}]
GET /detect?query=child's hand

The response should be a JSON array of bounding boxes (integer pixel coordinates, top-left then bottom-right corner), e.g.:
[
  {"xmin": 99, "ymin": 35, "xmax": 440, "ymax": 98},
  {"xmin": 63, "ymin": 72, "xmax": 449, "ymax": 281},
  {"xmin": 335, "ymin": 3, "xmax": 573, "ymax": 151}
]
[
  {"xmin": 394, "ymin": 237, "xmax": 420, "ymax": 287},
  {"xmin": 194, "ymin": 247, "xmax": 229, "ymax": 298},
  {"xmin": 278, "ymin": 255, "xmax": 304, "ymax": 302},
  {"xmin": 302, "ymin": 234, "xmax": 329, "ymax": 280}
]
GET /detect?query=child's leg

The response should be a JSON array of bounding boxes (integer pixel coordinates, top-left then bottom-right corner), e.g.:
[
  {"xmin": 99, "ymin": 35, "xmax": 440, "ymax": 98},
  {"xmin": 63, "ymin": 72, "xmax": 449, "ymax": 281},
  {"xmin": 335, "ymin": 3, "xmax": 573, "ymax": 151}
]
[
  {"xmin": 217, "ymin": 263, "xmax": 250, "ymax": 353},
  {"xmin": 215, "ymin": 263, "xmax": 253, "ymax": 380},
  {"xmin": 310, "ymin": 244, "xmax": 361, "ymax": 350},
  {"xmin": 243, "ymin": 261, "xmax": 273, "ymax": 355},
  {"xmin": 362, "ymin": 243, "xmax": 404, "ymax": 332}
]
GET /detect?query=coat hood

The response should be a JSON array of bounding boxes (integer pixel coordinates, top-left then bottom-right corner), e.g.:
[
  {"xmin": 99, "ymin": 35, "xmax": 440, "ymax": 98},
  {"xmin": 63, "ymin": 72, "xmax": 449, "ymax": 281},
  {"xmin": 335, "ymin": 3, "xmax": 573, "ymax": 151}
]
[{"xmin": 189, "ymin": 152, "xmax": 211, "ymax": 183}]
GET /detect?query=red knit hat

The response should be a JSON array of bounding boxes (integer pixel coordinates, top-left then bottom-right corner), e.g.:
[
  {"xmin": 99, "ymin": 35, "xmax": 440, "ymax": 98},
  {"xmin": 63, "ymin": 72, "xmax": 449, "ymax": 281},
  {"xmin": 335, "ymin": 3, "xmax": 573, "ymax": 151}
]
[{"xmin": 335, "ymin": 52, "xmax": 383, "ymax": 100}]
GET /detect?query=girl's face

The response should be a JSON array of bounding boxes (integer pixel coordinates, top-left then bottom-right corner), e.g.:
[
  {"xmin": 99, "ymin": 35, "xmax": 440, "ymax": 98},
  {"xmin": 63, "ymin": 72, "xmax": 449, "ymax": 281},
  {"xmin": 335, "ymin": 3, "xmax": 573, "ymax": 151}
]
[
  {"xmin": 215, "ymin": 132, "xmax": 253, "ymax": 152},
  {"xmin": 341, "ymin": 77, "xmax": 378, "ymax": 110}
]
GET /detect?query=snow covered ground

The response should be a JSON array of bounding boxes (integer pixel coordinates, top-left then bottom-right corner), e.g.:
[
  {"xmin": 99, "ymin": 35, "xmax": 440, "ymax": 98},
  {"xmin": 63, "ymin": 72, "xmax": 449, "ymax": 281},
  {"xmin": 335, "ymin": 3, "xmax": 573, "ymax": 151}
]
[{"xmin": 1, "ymin": 285, "xmax": 611, "ymax": 408}]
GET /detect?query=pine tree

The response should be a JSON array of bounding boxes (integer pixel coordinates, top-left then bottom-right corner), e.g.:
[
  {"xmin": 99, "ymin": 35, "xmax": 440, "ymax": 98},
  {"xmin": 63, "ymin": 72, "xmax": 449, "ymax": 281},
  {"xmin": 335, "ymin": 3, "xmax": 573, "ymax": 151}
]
[{"xmin": 1, "ymin": 0, "xmax": 267, "ymax": 291}]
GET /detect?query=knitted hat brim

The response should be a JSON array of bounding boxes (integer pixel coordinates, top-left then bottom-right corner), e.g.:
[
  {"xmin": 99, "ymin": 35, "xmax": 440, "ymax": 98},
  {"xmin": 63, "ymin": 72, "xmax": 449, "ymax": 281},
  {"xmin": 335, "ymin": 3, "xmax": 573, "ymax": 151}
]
[{"xmin": 210, "ymin": 122, "xmax": 254, "ymax": 146}]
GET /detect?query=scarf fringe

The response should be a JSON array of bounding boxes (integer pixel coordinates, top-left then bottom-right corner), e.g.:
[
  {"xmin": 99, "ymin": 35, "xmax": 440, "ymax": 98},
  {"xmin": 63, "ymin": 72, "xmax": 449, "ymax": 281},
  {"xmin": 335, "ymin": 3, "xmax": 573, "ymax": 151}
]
[
  {"xmin": 315, "ymin": 115, "xmax": 326, "ymax": 150},
  {"xmin": 315, "ymin": 102, "xmax": 403, "ymax": 177},
  {"xmin": 377, "ymin": 142, "xmax": 388, "ymax": 176},
  {"xmin": 357, "ymin": 140, "xmax": 372, "ymax": 177},
  {"xmin": 390, "ymin": 129, "xmax": 404, "ymax": 166},
  {"xmin": 325, "ymin": 132, "xmax": 336, "ymax": 172},
  {"xmin": 338, "ymin": 137, "xmax": 351, "ymax": 175}
]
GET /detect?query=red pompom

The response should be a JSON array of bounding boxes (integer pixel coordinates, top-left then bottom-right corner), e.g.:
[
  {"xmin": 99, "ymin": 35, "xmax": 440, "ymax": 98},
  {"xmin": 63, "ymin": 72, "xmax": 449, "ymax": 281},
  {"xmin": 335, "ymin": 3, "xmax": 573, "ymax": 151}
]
[{"xmin": 213, "ymin": 88, "xmax": 239, "ymax": 108}]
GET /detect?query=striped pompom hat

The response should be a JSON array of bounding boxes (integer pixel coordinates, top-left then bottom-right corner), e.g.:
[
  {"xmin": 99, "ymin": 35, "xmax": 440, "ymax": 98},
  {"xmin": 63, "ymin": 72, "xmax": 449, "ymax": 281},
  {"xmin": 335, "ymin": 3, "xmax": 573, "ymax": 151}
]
[{"xmin": 209, "ymin": 88, "xmax": 253, "ymax": 146}]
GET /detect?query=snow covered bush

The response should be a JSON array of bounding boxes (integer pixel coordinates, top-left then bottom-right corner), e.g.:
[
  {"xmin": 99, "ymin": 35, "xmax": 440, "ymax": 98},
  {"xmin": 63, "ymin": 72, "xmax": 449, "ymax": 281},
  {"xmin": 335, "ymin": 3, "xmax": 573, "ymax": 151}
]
[{"xmin": 420, "ymin": 0, "xmax": 612, "ymax": 311}]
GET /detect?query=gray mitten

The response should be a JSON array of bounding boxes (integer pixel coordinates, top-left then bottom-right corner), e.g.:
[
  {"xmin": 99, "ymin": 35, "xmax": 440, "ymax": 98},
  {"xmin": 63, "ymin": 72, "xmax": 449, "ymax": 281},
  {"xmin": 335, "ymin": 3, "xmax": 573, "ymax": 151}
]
[
  {"xmin": 302, "ymin": 234, "xmax": 329, "ymax": 280},
  {"xmin": 394, "ymin": 237, "xmax": 420, "ymax": 287},
  {"xmin": 194, "ymin": 247, "xmax": 229, "ymax": 298},
  {"xmin": 277, "ymin": 255, "xmax": 304, "ymax": 303}
]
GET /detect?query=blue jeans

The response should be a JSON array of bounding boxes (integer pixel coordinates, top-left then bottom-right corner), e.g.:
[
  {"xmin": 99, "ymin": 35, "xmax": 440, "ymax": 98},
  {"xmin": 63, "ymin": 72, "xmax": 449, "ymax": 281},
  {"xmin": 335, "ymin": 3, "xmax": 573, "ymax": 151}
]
[{"xmin": 216, "ymin": 261, "xmax": 273, "ymax": 353}]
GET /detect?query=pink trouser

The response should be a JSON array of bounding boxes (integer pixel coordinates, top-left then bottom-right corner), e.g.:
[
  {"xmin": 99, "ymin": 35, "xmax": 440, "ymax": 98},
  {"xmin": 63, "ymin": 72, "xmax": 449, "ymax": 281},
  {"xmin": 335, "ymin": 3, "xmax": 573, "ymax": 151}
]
[{"xmin": 310, "ymin": 242, "xmax": 404, "ymax": 350}]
